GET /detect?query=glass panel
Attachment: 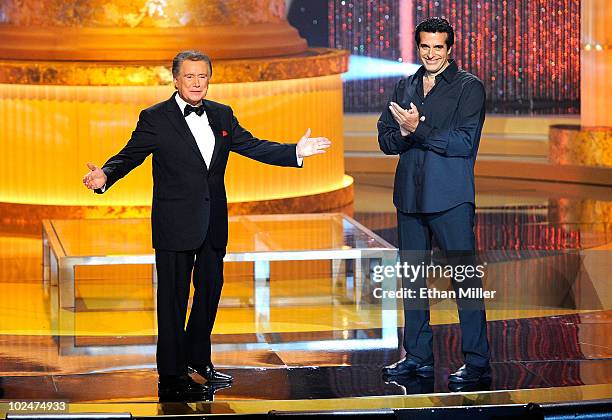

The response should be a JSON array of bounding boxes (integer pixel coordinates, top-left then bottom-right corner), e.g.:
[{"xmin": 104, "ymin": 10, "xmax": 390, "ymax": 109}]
[{"xmin": 50, "ymin": 214, "xmax": 394, "ymax": 257}]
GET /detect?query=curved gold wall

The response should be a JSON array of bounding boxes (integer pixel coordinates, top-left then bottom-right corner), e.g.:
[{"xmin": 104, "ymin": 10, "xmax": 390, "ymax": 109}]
[{"xmin": 0, "ymin": 74, "xmax": 347, "ymax": 206}]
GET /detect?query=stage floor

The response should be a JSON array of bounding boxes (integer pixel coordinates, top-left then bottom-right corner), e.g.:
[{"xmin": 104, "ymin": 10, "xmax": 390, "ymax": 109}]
[{"xmin": 0, "ymin": 175, "xmax": 610, "ymax": 416}]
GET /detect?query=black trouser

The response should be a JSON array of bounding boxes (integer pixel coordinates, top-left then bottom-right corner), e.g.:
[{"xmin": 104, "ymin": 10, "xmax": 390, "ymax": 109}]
[
  {"xmin": 397, "ymin": 202, "xmax": 490, "ymax": 368},
  {"xmin": 155, "ymin": 233, "xmax": 225, "ymax": 376}
]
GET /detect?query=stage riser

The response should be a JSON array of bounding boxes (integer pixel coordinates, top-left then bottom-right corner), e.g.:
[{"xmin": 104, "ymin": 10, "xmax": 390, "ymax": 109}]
[{"xmin": 346, "ymin": 157, "xmax": 612, "ymax": 187}]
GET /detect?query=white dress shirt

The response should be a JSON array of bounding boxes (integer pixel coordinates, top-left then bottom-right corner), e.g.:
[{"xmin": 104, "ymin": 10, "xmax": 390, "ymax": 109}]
[
  {"xmin": 175, "ymin": 94, "xmax": 215, "ymax": 168},
  {"xmin": 177, "ymin": 95, "xmax": 303, "ymax": 167}
]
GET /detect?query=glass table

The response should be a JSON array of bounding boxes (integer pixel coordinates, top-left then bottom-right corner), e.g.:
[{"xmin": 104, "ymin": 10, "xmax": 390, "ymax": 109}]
[
  {"xmin": 42, "ymin": 214, "xmax": 399, "ymax": 355},
  {"xmin": 43, "ymin": 213, "xmax": 396, "ymax": 309}
]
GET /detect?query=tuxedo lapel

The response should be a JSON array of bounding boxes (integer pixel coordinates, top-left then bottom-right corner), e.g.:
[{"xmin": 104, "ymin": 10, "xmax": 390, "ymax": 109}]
[
  {"xmin": 164, "ymin": 93, "xmax": 208, "ymax": 170},
  {"xmin": 204, "ymin": 101, "xmax": 225, "ymax": 171}
]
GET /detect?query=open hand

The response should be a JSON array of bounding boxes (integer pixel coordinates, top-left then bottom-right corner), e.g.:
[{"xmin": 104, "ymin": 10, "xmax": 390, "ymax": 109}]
[
  {"xmin": 82, "ymin": 162, "xmax": 107, "ymax": 190},
  {"xmin": 296, "ymin": 128, "xmax": 331, "ymax": 158}
]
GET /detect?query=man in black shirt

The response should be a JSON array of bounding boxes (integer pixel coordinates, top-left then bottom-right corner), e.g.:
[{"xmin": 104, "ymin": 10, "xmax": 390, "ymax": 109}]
[{"xmin": 378, "ymin": 18, "xmax": 490, "ymax": 388}]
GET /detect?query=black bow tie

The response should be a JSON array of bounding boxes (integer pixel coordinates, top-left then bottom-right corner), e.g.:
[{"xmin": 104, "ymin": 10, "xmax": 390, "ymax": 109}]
[{"xmin": 184, "ymin": 104, "xmax": 205, "ymax": 117}]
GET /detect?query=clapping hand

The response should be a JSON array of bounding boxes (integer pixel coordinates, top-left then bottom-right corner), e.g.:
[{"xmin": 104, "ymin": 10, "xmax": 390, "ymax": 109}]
[{"xmin": 389, "ymin": 102, "xmax": 425, "ymax": 136}]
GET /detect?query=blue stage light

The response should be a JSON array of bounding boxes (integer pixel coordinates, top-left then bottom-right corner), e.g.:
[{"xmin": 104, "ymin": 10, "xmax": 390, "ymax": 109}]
[{"xmin": 342, "ymin": 55, "xmax": 421, "ymax": 81}]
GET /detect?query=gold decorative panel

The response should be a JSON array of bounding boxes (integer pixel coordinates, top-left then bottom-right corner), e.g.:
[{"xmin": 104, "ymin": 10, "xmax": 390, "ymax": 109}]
[
  {"xmin": 550, "ymin": 125, "xmax": 612, "ymax": 168},
  {"xmin": 0, "ymin": 75, "xmax": 347, "ymax": 207}
]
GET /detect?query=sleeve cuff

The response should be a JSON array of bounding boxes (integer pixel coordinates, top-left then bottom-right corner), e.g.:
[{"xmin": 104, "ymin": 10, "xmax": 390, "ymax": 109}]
[
  {"xmin": 296, "ymin": 149, "xmax": 303, "ymax": 167},
  {"xmin": 397, "ymin": 130, "xmax": 411, "ymax": 142},
  {"xmin": 413, "ymin": 121, "xmax": 434, "ymax": 143}
]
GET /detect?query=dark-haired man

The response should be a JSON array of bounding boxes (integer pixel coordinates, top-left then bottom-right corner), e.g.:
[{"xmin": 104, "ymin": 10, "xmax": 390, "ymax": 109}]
[
  {"xmin": 378, "ymin": 18, "xmax": 490, "ymax": 388},
  {"xmin": 83, "ymin": 50, "xmax": 330, "ymax": 401}
]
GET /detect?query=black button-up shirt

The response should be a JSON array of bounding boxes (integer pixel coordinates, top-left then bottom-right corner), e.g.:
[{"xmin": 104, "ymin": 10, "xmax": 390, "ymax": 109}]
[{"xmin": 377, "ymin": 59, "xmax": 486, "ymax": 213}]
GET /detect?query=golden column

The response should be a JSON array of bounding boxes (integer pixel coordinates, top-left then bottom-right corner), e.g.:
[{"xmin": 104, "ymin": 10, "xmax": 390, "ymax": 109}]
[
  {"xmin": 548, "ymin": 0, "xmax": 612, "ymax": 227},
  {"xmin": 0, "ymin": 0, "xmax": 351, "ymax": 225},
  {"xmin": 581, "ymin": 0, "xmax": 612, "ymax": 128},
  {"xmin": 549, "ymin": 0, "xmax": 612, "ymax": 167}
]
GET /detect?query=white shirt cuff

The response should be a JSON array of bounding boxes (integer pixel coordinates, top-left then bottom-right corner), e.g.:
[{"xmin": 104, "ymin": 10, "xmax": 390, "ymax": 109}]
[{"xmin": 296, "ymin": 149, "xmax": 303, "ymax": 167}]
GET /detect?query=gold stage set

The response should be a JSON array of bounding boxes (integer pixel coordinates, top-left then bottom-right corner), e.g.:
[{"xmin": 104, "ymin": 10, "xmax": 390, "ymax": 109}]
[
  {"xmin": 0, "ymin": 0, "xmax": 611, "ymax": 418},
  {"xmin": 0, "ymin": 0, "xmax": 352, "ymax": 228}
]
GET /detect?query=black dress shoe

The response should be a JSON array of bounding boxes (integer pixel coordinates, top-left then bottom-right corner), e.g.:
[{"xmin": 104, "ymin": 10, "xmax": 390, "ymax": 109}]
[
  {"xmin": 206, "ymin": 381, "xmax": 232, "ymax": 398},
  {"xmin": 448, "ymin": 364, "xmax": 491, "ymax": 384},
  {"xmin": 188, "ymin": 364, "xmax": 233, "ymax": 383},
  {"xmin": 385, "ymin": 374, "xmax": 435, "ymax": 395},
  {"xmin": 448, "ymin": 380, "xmax": 491, "ymax": 393},
  {"xmin": 191, "ymin": 381, "xmax": 232, "ymax": 402},
  {"xmin": 382, "ymin": 358, "xmax": 434, "ymax": 377},
  {"xmin": 158, "ymin": 375, "xmax": 208, "ymax": 402}
]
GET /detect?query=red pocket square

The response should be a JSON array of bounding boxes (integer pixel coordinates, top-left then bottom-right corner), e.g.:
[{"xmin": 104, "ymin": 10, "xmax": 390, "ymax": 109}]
[{"xmin": 221, "ymin": 130, "xmax": 229, "ymax": 137}]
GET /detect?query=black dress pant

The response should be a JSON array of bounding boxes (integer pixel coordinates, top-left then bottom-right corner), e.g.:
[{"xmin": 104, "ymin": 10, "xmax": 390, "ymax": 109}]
[
  {"xmin": 397, "ymin": 202, "xmax": 490, "ymax": 368},
  {"xmin": 154, "ymin": 233, "xmax": 225, "ymax": 376}
]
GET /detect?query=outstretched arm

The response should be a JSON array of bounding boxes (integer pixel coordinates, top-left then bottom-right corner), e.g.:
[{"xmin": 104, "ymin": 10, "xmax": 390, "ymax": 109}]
[
  {"xmin": 82, "ymin": 110, "xmax": 157, "ymax": 193},
  {"xmin": 230, "ymin": 112, "xmax": 330, "ymax": 167}
]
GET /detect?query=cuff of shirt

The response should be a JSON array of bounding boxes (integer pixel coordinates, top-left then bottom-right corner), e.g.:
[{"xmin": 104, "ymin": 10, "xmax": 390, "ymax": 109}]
[
  {"xmin": 296, "ymin": 149, "xmax": 303, "ymax": 167},
  {"xmin": 412, "ymin": 120, "xmax": 434, "ymax": 143}
]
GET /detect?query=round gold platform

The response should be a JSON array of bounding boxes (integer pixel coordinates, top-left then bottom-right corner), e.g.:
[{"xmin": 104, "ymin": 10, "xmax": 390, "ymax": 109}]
[
  {"xmin": 0, "ymin": 176, "xmax": 354, "ymax": 234},
  {"xmin": 549, "ymin": 125, "xmax": 612, "ymax": 167}
]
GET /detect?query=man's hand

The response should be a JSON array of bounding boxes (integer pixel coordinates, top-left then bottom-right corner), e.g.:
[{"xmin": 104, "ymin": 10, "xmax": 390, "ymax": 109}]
[
  {"xmin": 296, "ymin": 128, "xmax": 331, "ymax": 158},
  {"xmin": 389, "ymin": 102, "xmax": 426, "ymax": 136},
  {"xmin": 82, "ymin": 162, "xmax": 107, "ymax": 190}
]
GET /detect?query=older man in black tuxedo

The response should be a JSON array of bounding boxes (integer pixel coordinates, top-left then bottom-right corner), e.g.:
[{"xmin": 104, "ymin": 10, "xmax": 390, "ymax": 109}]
[{"xmin": 83, "ymin": 50, "xmax": 330, "ymax": 401}]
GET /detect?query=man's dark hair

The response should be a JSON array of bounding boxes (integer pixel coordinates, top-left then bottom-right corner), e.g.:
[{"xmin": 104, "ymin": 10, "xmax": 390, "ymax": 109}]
[
  {"xmin": 414, "ymin": 17, "xmax": 454, "ymax": 49},
  {"xmin": 172, "ymin": 50, "xmax": 213, "ymax": 78}
]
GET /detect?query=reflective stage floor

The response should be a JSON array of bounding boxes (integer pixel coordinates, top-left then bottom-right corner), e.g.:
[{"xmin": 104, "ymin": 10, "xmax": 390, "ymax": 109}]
[{"xmin": 0, "ymin": 175, "xmax": 610, "ymax": 416}]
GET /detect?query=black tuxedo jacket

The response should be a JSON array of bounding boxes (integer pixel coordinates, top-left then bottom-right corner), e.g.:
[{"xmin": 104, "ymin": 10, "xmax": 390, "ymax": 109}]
[{"xmin": 96, "ymin": 93, "xmax": 301, "ymax": 251}]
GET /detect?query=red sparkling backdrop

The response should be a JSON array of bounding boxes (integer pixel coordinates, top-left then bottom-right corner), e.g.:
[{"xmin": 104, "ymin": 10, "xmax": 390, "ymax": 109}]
[
  {"xmin": 329, "ymin": 0, "xmax": 401, "ymax": 111},
  {"xmin": 415, "ymin": 0, "xmax": 580, "ymax": 113},
  {"xmin": 329, "ymin": 0, "xmax": 399, "ymax": 58},
  {"xmin": 330, "ymin": 0, "xmax": 580, "ymax": 114}
]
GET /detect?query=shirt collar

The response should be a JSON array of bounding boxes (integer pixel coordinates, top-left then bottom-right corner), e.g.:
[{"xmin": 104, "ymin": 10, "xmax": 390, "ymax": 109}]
[
  {"xmin": 174, "ymin": 92, "xmax": 203, "ymax": 113},
  {"xmin": 440, "ymin": 59, "xmax": 458, "ymax": 82},
  {"xmin": 413, "ymin": 59, "xmax": 458, "ymax": 83}
]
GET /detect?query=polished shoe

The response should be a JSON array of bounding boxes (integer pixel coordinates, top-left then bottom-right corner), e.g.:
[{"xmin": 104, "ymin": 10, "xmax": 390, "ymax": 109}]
[
  {"xmin": 205, "ymin": 381, "xmax": 232, "ymax": 398},
  {"xmin": 448, "ymin": 364, "xmax": 491, "ymax": 384},
  {"xmin": 448, "ymin": 380, "xmax": 491, "ymax": 393},
  {"xmin": 188, "ymin": 364, "xmax": 233, "ymax": 383},
  {"xmin": 382, "ymin": 358, "xmax": 434, "ymax": 377},
  {"xmin": 158, "ymin": 375, "xmax": 208, "ymax": 402},
  {"xmin": 385, "ymin": 374, "xmax": 435, "ymax": 395}
]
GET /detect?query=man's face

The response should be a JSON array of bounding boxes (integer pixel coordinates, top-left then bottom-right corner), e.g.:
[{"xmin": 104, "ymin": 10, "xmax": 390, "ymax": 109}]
[
  {"xmin": 174, "ymin": 59, "xmax": 210, "ymax": 105},
  {"xmin": 417, "ymin": 31, "xmax": 452, "ymax": 74}
]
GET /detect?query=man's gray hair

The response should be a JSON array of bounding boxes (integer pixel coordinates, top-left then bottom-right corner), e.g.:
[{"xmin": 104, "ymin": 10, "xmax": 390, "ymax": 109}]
[{"xmin": 172, "ymin": 50, "xmax": 212, "ymax": 78}]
